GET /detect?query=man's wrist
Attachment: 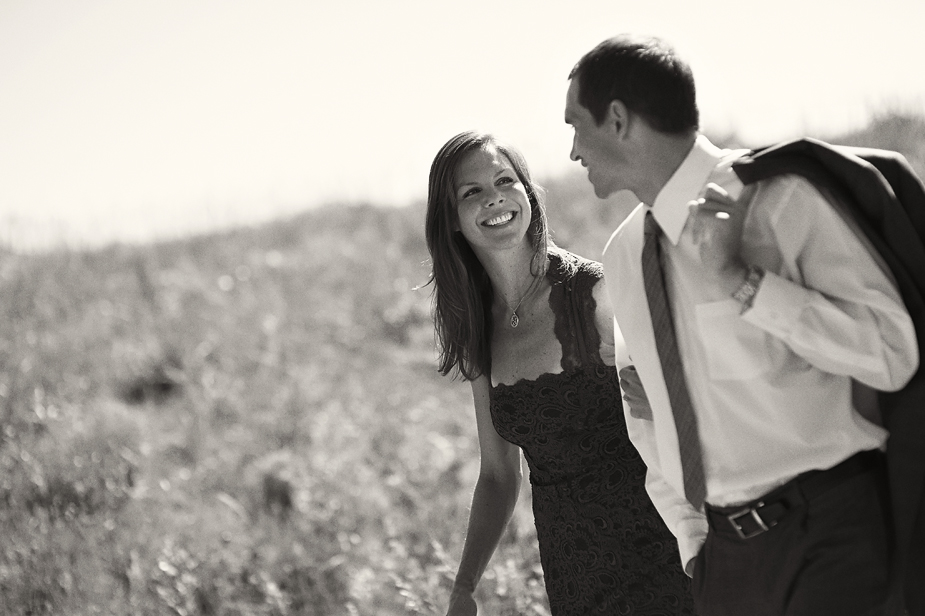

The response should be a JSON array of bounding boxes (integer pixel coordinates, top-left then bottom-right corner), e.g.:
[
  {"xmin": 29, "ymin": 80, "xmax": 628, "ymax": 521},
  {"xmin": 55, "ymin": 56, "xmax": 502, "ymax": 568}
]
[{"xmin": 732, "ymin": 265, "xmax": 765, "ymax": 310}]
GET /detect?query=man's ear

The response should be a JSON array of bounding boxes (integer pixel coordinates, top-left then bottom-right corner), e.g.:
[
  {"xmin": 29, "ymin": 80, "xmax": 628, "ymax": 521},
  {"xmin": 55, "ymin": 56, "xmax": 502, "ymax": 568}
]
[{"xmin": 606, "ymin": 100, "xmax": 630, "ymax": 138}]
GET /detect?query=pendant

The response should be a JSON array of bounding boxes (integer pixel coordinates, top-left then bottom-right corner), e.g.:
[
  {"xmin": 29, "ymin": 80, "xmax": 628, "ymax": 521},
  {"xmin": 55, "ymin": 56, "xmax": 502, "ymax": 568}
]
[{"xmin": 510, "ymin": 313, "xmax": 519, "ymax": 328}]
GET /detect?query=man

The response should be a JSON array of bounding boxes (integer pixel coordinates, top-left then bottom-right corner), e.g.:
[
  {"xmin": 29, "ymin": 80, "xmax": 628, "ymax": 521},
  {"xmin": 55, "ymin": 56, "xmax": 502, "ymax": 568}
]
[{"xmin": 565, "ymin": 34, "xmax": 920, "ymax": 615}]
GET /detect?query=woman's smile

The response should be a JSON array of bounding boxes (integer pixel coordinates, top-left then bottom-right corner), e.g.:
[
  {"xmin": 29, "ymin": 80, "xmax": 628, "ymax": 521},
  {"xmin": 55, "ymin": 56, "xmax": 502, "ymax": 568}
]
[{"xmin": 483, "ymin": 211, "xmax": 516, "ymax": 227}]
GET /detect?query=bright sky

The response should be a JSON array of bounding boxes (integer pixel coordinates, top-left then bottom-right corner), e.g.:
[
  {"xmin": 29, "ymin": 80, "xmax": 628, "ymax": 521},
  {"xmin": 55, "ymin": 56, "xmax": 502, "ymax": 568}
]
[{"xmin": 2, "ymin": 0, "xmax": 923, "ymax": 249}]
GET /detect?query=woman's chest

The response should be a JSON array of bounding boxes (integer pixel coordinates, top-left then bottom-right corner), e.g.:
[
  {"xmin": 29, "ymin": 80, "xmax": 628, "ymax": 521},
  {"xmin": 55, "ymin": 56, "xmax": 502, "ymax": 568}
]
[
  {"xmin": 490, "ymin": 306, "xmax": 563, "ymax": 387},
  {"xmin": 489, "ymin": 364, "xmax": 624, "ymax": 441}
]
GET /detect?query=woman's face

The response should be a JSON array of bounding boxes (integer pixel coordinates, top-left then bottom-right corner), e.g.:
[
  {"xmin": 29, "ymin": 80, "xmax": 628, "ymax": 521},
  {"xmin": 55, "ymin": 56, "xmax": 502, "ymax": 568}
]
[{"xmin": 452, "ymin": 146, "xmax": 532, "ymax": 255}]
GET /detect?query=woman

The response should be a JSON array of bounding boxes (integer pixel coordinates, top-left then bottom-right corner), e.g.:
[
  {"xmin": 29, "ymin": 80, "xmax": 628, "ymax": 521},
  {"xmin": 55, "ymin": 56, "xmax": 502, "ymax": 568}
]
[{"xmin": 424, "ymin": 131, "xmax": 695, "ymax": 615}]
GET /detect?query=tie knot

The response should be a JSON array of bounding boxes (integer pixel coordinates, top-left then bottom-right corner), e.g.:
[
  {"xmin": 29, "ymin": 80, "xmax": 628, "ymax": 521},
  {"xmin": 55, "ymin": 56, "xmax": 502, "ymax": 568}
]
[{"xmin": 644, "ymin": 210, "xmax": 660, "ymax": 236}]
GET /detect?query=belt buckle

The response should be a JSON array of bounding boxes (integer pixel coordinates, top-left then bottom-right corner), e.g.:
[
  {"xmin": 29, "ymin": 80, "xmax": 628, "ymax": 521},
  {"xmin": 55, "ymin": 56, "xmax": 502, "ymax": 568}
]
[{"xmin": 726, "ymin": 501, "xmax": 769, "ymax": 539}]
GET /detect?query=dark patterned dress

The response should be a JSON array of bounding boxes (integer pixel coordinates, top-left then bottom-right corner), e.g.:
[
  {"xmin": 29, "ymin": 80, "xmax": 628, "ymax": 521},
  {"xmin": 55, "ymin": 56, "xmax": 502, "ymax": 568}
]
[{"xmin": 490, "ymin": 251, "xmax": 695, "ymax": 615}]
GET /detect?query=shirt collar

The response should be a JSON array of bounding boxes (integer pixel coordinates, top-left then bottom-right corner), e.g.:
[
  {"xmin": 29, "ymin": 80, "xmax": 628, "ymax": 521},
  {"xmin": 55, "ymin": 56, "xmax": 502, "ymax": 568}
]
[{"xmin": 650, "ymin": 134, "xmax": 727, "ymax": 245}]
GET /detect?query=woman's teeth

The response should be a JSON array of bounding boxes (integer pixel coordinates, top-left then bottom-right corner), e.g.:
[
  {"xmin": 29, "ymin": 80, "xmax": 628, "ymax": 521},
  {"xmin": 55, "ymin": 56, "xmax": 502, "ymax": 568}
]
[{"xmin": 484, "ymin": 212, "xmax": 514, "ymax": 226}]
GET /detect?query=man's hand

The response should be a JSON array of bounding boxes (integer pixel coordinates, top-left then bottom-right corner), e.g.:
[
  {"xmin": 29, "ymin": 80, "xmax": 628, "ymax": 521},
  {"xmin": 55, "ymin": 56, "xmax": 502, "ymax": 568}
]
[
  {"xmin": 684, "ymin": 182, "xmax": 749, "ymax": 297},
  {"xmin": 619, "ymin": 365, "xmax": 652, "ymax": 420}
]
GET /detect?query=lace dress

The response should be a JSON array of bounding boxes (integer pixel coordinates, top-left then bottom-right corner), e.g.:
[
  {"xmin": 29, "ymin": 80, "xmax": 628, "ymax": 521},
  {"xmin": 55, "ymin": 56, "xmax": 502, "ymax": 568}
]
[{"xmin": 490, "ymin": 251, "xmax": 695, "ymax": 615}]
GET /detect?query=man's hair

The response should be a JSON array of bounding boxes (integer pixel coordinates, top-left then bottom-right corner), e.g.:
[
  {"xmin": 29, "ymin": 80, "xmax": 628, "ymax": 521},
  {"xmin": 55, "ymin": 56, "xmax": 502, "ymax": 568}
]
[
  {"xmin": 423, "ymin": 131, "xmax": 550, "ymax": 380},
  {"xmin": 569, "ymin": 34, "xmax": 699, "ymax": 134}
]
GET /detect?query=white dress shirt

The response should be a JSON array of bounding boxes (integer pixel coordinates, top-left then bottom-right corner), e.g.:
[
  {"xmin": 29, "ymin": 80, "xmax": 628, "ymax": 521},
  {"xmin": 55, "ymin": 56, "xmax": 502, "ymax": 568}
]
[{"xmin": 604, "ymin": 135, "xmax": 919, "ymax": 571}]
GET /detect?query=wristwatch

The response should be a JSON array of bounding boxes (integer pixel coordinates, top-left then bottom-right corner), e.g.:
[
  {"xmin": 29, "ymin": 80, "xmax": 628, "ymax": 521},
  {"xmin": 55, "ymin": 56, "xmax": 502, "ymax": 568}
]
[{"xmin": 732, "ymin": 265, "xmax": 765, "ymax": 310}]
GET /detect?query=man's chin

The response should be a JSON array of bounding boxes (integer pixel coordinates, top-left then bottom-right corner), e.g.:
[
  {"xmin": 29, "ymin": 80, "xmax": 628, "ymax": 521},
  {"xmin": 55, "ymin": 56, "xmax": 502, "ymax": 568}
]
[
  {"xmin": 592, "ymin": 184, "xmax": 615, "ymax": 200},
  {"xmin": 585, "ymin": 173, "xmax": 619, "ymax": 199}
]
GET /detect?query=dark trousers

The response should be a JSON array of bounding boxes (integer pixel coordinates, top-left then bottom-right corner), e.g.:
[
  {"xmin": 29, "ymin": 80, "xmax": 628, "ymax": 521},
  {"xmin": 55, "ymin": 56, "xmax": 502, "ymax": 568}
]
[{"xmin": 692, "ymin": 451, "xmax": 891, "ymax": 616}]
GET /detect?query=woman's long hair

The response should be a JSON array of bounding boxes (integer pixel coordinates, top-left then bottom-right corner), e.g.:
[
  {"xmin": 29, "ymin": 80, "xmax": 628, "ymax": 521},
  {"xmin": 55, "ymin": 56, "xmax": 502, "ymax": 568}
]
[{"xmin": 424, "ymin": 131, "xmax": 550, "ymax": 380}]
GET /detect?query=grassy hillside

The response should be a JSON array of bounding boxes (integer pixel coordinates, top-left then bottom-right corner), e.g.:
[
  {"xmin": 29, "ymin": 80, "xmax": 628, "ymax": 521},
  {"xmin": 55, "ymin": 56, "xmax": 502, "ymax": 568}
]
[
  {"xmin": 1, "ymin": 113, "xmax": 923, "ymax": 615},
  {"xmin": 0, "ymin": 203, "xmax": 553, "ymax": 615}
]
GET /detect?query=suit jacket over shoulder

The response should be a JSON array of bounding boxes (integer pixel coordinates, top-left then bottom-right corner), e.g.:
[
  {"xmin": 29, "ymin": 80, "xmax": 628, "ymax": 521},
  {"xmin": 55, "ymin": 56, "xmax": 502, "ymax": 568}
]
[{"xmin": 733, "ymin": 138, "xmax": 925, "ymax": 615}]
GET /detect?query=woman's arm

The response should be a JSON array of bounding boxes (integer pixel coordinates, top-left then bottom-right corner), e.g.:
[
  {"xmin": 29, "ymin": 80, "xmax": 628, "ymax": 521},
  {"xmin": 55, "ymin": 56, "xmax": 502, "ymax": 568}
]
[
  {"xmin": 447, "ymin": 375, "xmax": 523, "ymax": 615},
  {"xmin": 592, "ymin": 276, "xmax": 617, "ymax": 367}
]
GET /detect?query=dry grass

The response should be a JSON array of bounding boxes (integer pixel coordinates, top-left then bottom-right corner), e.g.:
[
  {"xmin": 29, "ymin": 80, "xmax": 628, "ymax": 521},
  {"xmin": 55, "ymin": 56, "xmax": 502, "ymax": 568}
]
[{"xmin": 0, "ymin": 200, "xmax": 558, "ymax": 615}]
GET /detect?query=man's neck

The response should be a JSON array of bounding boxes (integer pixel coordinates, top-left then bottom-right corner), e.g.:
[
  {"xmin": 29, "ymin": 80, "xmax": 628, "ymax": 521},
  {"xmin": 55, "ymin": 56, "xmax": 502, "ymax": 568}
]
[{"xmin": 635, "ymin": 131, "xmax": 698, "ymax": 206}]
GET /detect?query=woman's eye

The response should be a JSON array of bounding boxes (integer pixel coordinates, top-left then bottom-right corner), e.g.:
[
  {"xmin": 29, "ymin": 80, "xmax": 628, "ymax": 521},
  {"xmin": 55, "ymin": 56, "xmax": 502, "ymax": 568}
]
[
  {"xmin": 462, "ymin": 187, "xmax": 479, "ymax": 199},
  {"xmin": 497, "ymin": 176, "xmax": 514, "ymax": 186}
]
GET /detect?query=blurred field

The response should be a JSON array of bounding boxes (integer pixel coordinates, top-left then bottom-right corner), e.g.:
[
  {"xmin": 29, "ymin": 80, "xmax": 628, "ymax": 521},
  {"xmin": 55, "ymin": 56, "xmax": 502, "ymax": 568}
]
[{"xmin": 1, "ymin": 115, "xmax": 923, "ymax": 615}]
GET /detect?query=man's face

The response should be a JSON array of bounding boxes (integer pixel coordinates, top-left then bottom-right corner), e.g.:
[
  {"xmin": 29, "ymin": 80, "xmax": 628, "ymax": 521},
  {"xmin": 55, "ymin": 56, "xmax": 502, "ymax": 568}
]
[{"xmin": 564, "ymin": 78, "xmax": 626, "ymax": 199}]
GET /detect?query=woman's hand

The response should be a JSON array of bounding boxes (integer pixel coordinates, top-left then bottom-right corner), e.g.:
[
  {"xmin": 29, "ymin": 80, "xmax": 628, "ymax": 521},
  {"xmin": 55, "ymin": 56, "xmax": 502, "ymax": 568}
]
[{"xmin": 447, "ymin": 586, "xmax": 477, "ymax": 616}]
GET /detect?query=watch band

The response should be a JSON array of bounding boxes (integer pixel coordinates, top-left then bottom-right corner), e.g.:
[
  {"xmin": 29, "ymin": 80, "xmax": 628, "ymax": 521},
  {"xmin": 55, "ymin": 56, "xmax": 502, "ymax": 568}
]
[{"xmin": 732, "ymin": 265, "xmax": 765, "ymax": 309}]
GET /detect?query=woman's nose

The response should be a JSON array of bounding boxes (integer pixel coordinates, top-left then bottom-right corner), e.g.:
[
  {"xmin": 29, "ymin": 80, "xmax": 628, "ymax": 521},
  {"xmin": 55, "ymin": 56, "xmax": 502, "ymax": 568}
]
[{"xmin": 484, "ymin": 188, "xmax": 504, "ymax": 207}]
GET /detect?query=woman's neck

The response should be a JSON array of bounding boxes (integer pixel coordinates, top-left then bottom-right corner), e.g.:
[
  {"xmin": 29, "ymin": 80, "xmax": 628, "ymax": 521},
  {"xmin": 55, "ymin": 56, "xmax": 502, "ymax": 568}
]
[{"xmin": 477, "ymin": 242, "xmax": 541, "ymax": 308}]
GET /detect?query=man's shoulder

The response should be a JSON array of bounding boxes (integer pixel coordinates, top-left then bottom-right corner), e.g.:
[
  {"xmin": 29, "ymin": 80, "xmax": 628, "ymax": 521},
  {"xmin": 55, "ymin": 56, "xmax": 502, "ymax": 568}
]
[{"xmin": 731, "ymin": 138, "xmax": 904, "ymax": 190}]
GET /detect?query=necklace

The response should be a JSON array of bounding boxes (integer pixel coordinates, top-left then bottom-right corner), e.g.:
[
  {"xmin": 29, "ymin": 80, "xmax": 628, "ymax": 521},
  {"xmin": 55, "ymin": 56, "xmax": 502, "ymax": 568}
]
[{"xmin": 501, "ymin": 275, "xmax": 539, "ymax": 328}]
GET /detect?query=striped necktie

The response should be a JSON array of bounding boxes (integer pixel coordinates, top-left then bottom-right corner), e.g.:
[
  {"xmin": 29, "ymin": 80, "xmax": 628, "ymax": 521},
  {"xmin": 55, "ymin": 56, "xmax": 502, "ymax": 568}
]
[{"xmin": 642, "ymin": 211, "xmax": 706, "ymax": 509}]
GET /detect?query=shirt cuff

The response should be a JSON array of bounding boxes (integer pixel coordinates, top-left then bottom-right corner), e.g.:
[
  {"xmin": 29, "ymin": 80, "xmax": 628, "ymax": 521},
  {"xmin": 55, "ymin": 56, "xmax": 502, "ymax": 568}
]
[
  {"xmin": 740, "ymin": 269, "xmax": 812, "ymax": 337},
  {"xmin": 677, "ymin": 517, "xmax": 708, "ymax": 577}
]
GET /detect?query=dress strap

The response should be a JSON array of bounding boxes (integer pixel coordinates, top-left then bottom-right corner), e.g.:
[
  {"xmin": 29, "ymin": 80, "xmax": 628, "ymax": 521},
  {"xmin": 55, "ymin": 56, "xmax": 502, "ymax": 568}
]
[{"xmin": 547, "ymin": 250, "xmax": 605, "ymax": 372}]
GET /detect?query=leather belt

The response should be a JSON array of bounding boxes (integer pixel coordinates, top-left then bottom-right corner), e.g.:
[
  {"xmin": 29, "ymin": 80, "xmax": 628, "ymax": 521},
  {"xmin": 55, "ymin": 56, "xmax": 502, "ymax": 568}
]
[{"xmin": 706, "ymin": 449, "xmax": 882, "ymax": 540}]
